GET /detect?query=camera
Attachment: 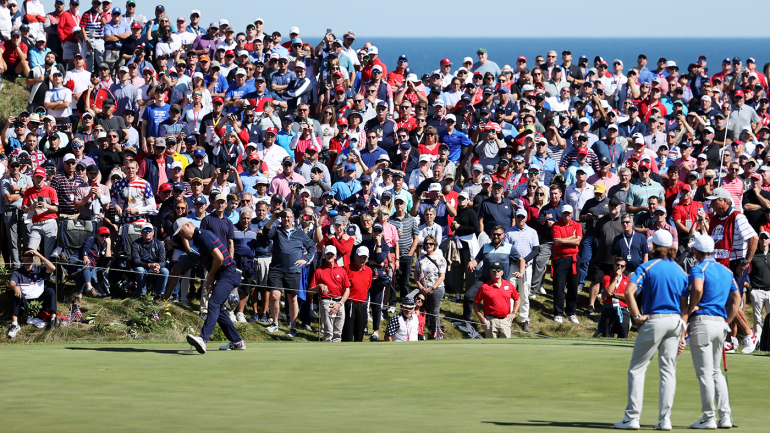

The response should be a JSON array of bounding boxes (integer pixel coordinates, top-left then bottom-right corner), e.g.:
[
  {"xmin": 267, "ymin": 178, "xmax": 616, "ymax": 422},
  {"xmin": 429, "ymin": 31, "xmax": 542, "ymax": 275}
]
[
  {"xmin": 276, "ymin": 211, "xmax": 286, "ymax": 218},
  {"xmin": 302, "ymin": 215, "xmax": 310, "ymax": 222}
]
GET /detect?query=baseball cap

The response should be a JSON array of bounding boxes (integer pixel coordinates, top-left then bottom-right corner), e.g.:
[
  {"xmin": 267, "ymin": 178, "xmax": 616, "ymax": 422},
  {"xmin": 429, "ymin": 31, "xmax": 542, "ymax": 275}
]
[
  {"xmin": 706, "ymin": 188, "xmax": 732, "ymax": 201},
  {"xmin": 356, "ymin": 246, "xmax": 370, "ymax": 257},
  {"xmin": 561, "ymin": 204, "xmax": 574, "ymax": 214},
  {"xmin": 594, "ymin": 183, "xmax": 606, "ymax": 194},
  {"xmin": 172, "ymin": 217, "xmax": 192, "ymax": 237},
  {"xmin": 158, "ymin": 183, "xmax": 172, "ymax": 193},
  {"xmin": 516, "ymin": 208, "xmax": 527, "ymax": 217},
  {"xmin": 98, "ymin": 226, "xmax": 111, "ymax": 236},
  {"xmin": 650, "ymin": 230, "xmax": 673, "ymax": 247}
]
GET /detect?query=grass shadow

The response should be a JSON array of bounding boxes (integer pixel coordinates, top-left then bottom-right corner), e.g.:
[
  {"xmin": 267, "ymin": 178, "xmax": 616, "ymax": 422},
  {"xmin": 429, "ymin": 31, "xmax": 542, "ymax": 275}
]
[
  {"xmin": 483, "ymin": 420, "xmax": 615, "ymax": 429},
  {"xmin": 65, "ymin": 346, "xmax": 190, "ymax": 355}
]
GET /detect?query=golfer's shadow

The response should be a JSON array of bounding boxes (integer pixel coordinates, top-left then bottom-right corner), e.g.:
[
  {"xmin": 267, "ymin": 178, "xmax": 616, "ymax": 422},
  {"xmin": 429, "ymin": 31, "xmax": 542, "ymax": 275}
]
[
  {"xmin": 65, "ymin": 347, "xmax": 192, "ymax": 355},
  {"xmin": 483, "ymin": 420, "xmax": 614, "ymax": 429}
]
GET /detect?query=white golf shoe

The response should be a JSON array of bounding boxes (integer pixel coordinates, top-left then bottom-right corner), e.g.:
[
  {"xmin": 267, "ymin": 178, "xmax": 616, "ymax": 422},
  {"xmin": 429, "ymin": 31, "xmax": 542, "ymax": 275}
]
[
  {"xmin": 741, "ymin": 331, "xmax": 757, "ymax": 354},
  {"xmin": 219, "ymin": 340, "xmax": 246, "ymax": 350},
  {"xmin": 717, "ymin": 415, "xmax": 732, "ymax": 429},
  {"xmin": 186, "ymin": 334, "xmax": 206, "ymax": 354},
  {"xmin": 614, "ymin": 417, "xmax": 640, "ymax": 430},
  {"xmin": 690, "ymin": 416, "xmax": 717, "ymax": 429},
  {"xmin": 235, "ymin": 312, "xmax": 247, "ymax": 323},
  {"xmin": 654, "ymin": 419, "xmax": 672, "ymax": 430}
]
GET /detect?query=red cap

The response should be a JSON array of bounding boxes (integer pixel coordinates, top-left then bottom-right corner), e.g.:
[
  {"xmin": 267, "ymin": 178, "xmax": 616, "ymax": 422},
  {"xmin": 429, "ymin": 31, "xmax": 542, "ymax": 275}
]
[
  {"xmin": 639, "ymin": 161, "xmax": 651, "ymax": 170},
  {"xmin": 333, "ymin": 86, "xmax": 346, "ymax": 93},
  {"xmin": 440, "ymin": 58, "xmax": 452, "ymax": 66},
  {"xmin": 248, "ymin": 155, "xmax": 260, "ymax": 161},
  {"xmin": 265, "ymin": 127, "xmax": 277, "ymax": 135},
  {"xmin": 158, "ymin": 183, "xmax": 172, "ymax": 192},
  {"xmin": 734, "ymin": 90, "xmax": 744, "ymax": 98},
  {"xmin": 333, "ymin": 71, "xmax": 344, "ymax": 78},
  {"xmin": 337, "ymin": 117, "xmax": 348, "ymax": 126},
  {"xmin": 680, "ymin": 184, "xmax": 691, "ymax": 192},
  {"xmin": 131, "ymin": 22, "xmax": 142, "ymax": 29},
  {"xmin": 307, "ymin": 143, "xmax": 321, "ymax": 153},
  {"xmin": 517, "ymin": 56, "xmax": 527, "ymax": 62},
  {"xmin": 225, "ymin": 50, "xmax": 235, "ymax": 57},
  {"xmin": 98, "ymin": 226, "xmax": 111, "ymax": 235},
  {"xmin": 213, "ymin": 96, "xmax": 224, "ymax": 104},
  {"xmin": 473, "ymin": 71, "xmax": 483, "ymax": 76},
  {"xmin": 577, "ymin": 147, "xmax": 588, "ymax": 155},
  {"xmin": 33, "ymin": 167, "xmax": 46, "ymax": 177},
  {"xmin": 628, "ymin": 153, "xmax": 641, "ymax": 162}
]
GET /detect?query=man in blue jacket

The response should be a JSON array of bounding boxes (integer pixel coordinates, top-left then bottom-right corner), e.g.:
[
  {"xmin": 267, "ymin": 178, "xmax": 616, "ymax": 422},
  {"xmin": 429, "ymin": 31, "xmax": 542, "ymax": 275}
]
[
  {"xmin": 260, "ymin": 207, "xmax": 315, "ymax": 338},
  {"xmin": 130, "ymin": 222, "xmax": 168, "ymax": 296}
]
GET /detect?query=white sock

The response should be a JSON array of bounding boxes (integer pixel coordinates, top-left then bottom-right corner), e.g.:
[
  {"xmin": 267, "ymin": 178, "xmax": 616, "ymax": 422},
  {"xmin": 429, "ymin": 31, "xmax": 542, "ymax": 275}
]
[{"xmin": 12, "ymin": 322, "xmax": 18, "ymax": 326}]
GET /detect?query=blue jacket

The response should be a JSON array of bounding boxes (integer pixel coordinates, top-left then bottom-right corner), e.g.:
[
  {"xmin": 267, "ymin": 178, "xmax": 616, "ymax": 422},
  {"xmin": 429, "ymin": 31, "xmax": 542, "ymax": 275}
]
[
  {"xmin": 130, "ymin": 237, "xmax": 166, "ymax": 268},
  {"xmin": 261, "ymin": 224, "xmax": 316, "ymax": 274},
  {"xmin": 144, "ymin": 155, "xmax": 174, "ymax": 196}
]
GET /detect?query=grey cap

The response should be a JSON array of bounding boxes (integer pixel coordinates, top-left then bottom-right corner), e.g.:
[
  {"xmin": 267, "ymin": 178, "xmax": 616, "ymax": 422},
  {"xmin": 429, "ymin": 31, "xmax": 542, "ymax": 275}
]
[
  {"xmin": 706, "ymin": 187, "xmax": 732, "ymax": 201},
  {"xmin": 172, "ymin": 217, "xmax": 192, "ymax": 237},
  {"xmin": 333, "ymin": 215, "xmax": 346, "ymax": 225}
]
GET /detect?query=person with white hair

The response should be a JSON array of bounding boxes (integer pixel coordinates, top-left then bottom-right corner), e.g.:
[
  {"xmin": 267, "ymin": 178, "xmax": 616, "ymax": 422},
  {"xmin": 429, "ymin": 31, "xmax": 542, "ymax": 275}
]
[
  {"xmin": 615, "ymin": 230, "xmax": 688, "ymax": 431},
  {"xmin": 683, "ymin": 235, "xmax": 740, "ymax": 429}
]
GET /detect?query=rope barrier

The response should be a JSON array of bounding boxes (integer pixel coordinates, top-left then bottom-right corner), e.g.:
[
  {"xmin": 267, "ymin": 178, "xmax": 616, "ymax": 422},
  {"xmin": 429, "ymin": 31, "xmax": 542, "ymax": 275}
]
[{"xmin": 8, "ymin": 258, "xmax": 555, "ymax": 339}]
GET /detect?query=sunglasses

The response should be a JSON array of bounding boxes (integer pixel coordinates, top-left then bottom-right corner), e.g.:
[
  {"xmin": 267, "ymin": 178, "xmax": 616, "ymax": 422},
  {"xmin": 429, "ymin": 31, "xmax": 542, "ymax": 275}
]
[
  {"xmin": 621, "ymin": 221, "xmax": 632, "ymax": 224},
  {"xmin": 491, "ymin": 233, "xmax": 503, "ymax": 237},
  {"xmin": 141, "ymin": 228, "xmax": 154, "ymax": 233},
  {"xmin": 615, "ymin": 264, "xmax": 626, "ymax": 268},
  {"xmin": 491, "ymin": 268, "xmax": 504, "ymax": 272},
  {"xmin": 654, "ymin": 212, "xmax": 666, "ymax": 216}
]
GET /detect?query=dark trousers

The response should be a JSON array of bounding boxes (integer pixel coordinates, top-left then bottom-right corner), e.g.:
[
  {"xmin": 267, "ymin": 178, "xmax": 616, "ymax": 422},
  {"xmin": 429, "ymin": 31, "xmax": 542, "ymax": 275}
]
[
  {"xmin": 341, "ymin": 301, "xmax": 367, "ymax": 342},
  {"xmin": 200, "ymin": 269, "xmax": 242, "ymax": 343},
  {"xmin": 369, "ymin": 279, "xmax": 385, "ymax": 332},
  {"xmin": 449, "ymin": 248, "xmax": 475, "ymax": 296},
  {"xmin": 12, "ymin": 286, "xmax": 57, "ymax": 317},
  {"xmin": 395, "ymin": 255, "xmax": 414, "ymax": 300},
  {"xmin": 463, "ymin": 280, "xmax": 484, "ymax": 322},
  {"xmin": 599, "ymin": 306, "xmax": 630, "ymax": 338},
  {"xmin": 552, "ymin": 255, "xmax": 580, "ymax": 317}
]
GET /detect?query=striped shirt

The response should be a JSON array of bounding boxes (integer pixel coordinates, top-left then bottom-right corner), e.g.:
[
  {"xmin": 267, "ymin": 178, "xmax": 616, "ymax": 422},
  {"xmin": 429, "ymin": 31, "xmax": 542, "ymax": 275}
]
[
  {"xmin": 720, "ymin": 176, "xmax": 745, "ymax": 209},
  {"xmin": 558, "ymin": 147, "xmax": 600, "ymax": 173},
  {"xmin": 194, "ymin": 229, "xmax": 236, "ymax": 272},
  {"xmin": 712, "ymin": 211, "xmax": 757, "ymax": 261},
  {"xmin": 50, "ymin": 173, "xmax": 84, "ymax": 215},
  {"xmin": 503, "ymin": 225, "xmax": 539, "ymax": 265},
  {"xmin": 626, "ymin": 179, "xmax": 665, "ymax": 207},
  {"xmin": 79, "ymin": 9, "xmax": 104, "ymax": 39},
  {"xmin": 389, "ymin": 214, "xmax": 419, "ymax": 258}
]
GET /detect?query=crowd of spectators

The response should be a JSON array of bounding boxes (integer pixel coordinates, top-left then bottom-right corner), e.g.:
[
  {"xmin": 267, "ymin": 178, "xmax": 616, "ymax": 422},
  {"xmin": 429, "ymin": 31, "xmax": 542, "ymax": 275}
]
[{"xmin": 4, "ymin": 2, "xmax": 770, "ymax": 347}]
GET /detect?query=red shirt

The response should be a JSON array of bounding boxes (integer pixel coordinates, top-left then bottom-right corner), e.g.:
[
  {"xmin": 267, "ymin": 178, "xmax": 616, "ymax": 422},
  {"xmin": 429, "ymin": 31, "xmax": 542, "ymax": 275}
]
[
  {"xmin": 360, "ymin": 58, "xmax": 388, "ymax": 84},
  {"xmin": 474, "ymin": 278, "xmax": 520, "ymax": 317},
  {"xmin": 417, "ymin": 143, "xmax": 439, "ymax": 160},
  {"xmin": 321, "ymin": 235, "xmax": 355, "ymax": 267},
  {"xmin": 22, "ymin": 185, "xmax": 59, "ymax": 223},
  {"xmin": 601, "ymin": 274, "xmax": 629, "ymax": 308},
  {"xmin": 551, "ymin": 219, "xmax": 582, "ymax": 258},
  {"xmin": 663, "ymin": 180, "xmax": 685, "ymax": 213},
  {"xmin": 395, "ymin": 117, "xmax": 417, "ymax": 131},
  {"xmin": 310, "ymin": 263, "xmax": 351, "ymax": 299},
  {"xmin": 344, "ymin": 263, "xmax": 372, "ymax": 305},
  {"xmin": 1, "ymin": 41, "xmax": 27, "ymax": 66},
  {"xmin": 672, "ymin": 200, "xmax": 703, "ymax": 234},
  {"xmin": 639, "ymin": 99, "xmax": 668, "ymax": 122}
]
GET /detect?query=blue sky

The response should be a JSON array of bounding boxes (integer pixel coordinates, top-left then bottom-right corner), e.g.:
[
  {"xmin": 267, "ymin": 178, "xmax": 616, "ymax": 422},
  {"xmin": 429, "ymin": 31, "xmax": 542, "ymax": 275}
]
[{"xmin": 89, "ymin": 0, "xmax": 770, "ymax": 38}]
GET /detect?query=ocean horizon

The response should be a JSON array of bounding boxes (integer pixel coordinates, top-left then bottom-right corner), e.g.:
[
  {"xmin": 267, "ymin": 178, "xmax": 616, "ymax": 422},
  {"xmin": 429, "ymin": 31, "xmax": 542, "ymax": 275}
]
[{"xmin": 326, "ymin": 37, "xmax": 770, "ymax": 78}]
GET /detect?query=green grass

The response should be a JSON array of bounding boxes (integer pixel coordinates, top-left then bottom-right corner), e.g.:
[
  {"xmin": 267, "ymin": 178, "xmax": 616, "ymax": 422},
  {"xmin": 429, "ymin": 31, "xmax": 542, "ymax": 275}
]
[
  {"xmin": 0, "ymin": 339, "xmax": 767, "ymax": 432},
  {"xmin": 0, "ymin": 77, "xmax": 32, "ymax": 125}
]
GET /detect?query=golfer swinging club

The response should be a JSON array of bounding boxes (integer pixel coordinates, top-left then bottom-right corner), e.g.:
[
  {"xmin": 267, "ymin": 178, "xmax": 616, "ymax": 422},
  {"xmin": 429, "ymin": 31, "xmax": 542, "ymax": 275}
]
[
  {"xmin": 615, "ymin": 230, "xmax": 688, "ymax": 431},
  {"xmin": 684, "ymin": 235, "xmax": 739, "ymax": 429},
  {"xmin": 176, "ymin": 217, "xmax": 246, "ymax": 354}
]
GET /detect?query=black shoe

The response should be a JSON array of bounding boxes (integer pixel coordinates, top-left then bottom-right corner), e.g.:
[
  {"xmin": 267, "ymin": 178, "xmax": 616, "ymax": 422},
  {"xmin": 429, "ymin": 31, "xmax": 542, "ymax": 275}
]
[
  {"xmin": 587, "ymin": 305, "xmax": 595, "ymax": 316},
  {"xmin": 308, "ymin": 309, "xmax": 319, "ymax": 320}
]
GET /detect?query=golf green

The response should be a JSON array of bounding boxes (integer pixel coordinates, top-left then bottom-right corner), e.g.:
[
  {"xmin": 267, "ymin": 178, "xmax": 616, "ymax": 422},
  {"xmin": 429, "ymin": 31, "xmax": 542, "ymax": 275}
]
[{"xmin": 0, "ymin": 339, "xmax": 767, "ymax": 432}]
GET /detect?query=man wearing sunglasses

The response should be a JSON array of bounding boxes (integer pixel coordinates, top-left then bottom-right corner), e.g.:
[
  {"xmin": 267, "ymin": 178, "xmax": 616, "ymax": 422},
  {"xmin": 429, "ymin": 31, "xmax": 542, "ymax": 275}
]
[
  {"xmin": 50, "ymin": 153, "xmax": 84, "ymax": 219},
  {"xmin": 129, "ymin": 222, "xmax": 168, "ymax": 297},
  {"xmin": 473, "ymin": 261, "xmax": 520, "ymax": 339}
]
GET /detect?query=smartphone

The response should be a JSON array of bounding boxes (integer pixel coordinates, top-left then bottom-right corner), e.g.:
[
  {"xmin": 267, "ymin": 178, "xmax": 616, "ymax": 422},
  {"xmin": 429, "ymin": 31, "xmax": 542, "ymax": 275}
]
[
  {"xmin": 226, "ymin": 124, "xmax": 232, "ymax": 135},
  {"xmin": 38, "ymin": 196, "xmax": 44, "ymax": 202},
  {"xmin": 184, "ymin": 44, "xmax": 193, "ymax": 50},
  {"xmin": 326, "ymin": 28, "xmax": 332, "ymax": 35}
]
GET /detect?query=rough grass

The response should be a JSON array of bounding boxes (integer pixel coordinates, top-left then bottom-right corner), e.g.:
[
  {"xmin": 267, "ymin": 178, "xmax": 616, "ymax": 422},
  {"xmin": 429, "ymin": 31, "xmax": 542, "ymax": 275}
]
[{"xmin": 0, "ymin": 77, "xmax": 32, "ymax": 125}]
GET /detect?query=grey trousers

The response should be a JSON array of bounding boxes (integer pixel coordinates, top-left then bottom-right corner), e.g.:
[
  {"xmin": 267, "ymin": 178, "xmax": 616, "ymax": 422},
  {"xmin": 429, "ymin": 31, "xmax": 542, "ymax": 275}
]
[
  {"xmin": 27, "ymin": 219, "xmax": 58, "ymax": 259},
  {"xmin": 689, "ymin": 316, "xmax": 731, "ymax": 421},
  {"xmin": 3, "ymin": 209, "xmax": 26, "ymax": 270},
  {"xmin": 320, "ymin": 298, "xmax": 345, "ymax": 342},
  {"xmin": 530, "ymin": 241, "xmax": 552, "ymax": 295},
  {"xmin": 624, "ymin": 315, "xmax": 684, "ymax": 424}
]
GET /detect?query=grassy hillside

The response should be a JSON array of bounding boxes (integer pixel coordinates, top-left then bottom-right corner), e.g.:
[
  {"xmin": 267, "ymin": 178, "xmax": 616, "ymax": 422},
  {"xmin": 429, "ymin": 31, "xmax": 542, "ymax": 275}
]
[{"xmin": 0, "ymin": 77, "xmax": 32, "ymax": 125}]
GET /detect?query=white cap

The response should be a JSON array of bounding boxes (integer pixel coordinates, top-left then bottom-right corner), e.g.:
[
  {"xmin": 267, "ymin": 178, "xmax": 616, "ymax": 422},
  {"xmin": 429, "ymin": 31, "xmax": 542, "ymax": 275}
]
[
  {"xmin": 433, "ymin": 99, "xmax": 445, "ymax": 107},
  {"xmin": 458, "ymin": 191, "xmax": 470, "ymax": 200},
  {"xmin": 294, "ymin": 61, "xmax": 306, "ymax": 70},
  {"xmin": 219, "ymin": 19, "xmax": 228, "ymax": 26},
  {"xmin": 607, "ymin": 123, "xmax": 618, "ymax": 131},
  {"xmin": 356, "ymin": 246, "xmax": 369, "ymax": 257},
  {"xmin": 323, "ymin": 245, "xmax": 337, "ymax": 255},
  {"xmin": 446, "ymin": 114, "xmax": 456, "ymax": 122},
  {"xmin": 254, "ymin": 17, "xmax": 264, "ymax": 23},
  {"xmin": 193, "ymin": 72, "xmax": 204, "ymax": 80},
  {"xmin": 141, "ymin": 222, "xmax": 154, "ymax": 231},
  {"xmin": 613, "ymin": 59, "xmax": 623, "ymax": 66},
  {"xmin": 521, "ymin": 84, "xmax": 535, "ymax": 92},
  {"xmin": 190, "ymin": 9, "xmax": 201, "ymax": 15},
  {"xmin": 289, "ymin": 26, "xmax": 300, "ymax": 34},
  {"xmin": 561, "ymin": 204, "xmax": 574, "ymax": 214},
  {"xmin": 406, "ymin": 73, "xmax": 419, "ymax": 82},
  {"xmin": 235, "ymin": 68, "xmax": 247, "ymax": 76},
  {"xmin": 759, "ymin": 231, "xmax": 770, "ymax": 238},
  {"xmin": 701, "ymin": 95, "xmax": 712, "ymax": 102},
  {"xmin": 578, "ymin": 117, "xmax": 591, "ymax": 124},
  {"xmin": 63, "ymin": 153, "xmax": 76, "ymax": 162},
  {"xmin": 634, "ymin": 136, "xmax": 645, "ymax": 145},
  {"xmin": 463, "ymin": 56, "xmax": 473, "ymax": 64},
  {"xmin": 650, "ymin": 229, "xmax": 674, "ymax": 247},
  {"xmin": 706, "ymin": 187, "xmax": 732, "ymax": 201},
  {"xmin": 367, "ymin": 46, "xmax": 378, "ymax": 55},
  {"xmin": 246, "ymin": 142, "xmax": 257, "ymax": 149},
  {"xmin": 666, "ymin": 60, "xmax": 677, "ymax": 67},
  {"xmin": 419, "ymin": 154, "xmax": 431, "ymax": 162},
  {"xmin": 119, "ymin": 66, "xmax": 129, "ymax": 73},
  {"xmin": 692, "ymin": 235, "xmax": 715, "ymax": 253},
  {"xmin": 428, "ymin": 183, "xmax": 442, "ymax": 192},
  {"xmin": 298, "ymin": 188, "xmax": 311, "ymax": 196}
]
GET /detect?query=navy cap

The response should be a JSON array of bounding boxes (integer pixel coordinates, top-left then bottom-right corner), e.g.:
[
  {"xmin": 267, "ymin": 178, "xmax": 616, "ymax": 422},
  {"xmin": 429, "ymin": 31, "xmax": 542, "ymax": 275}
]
[
  {"xmin": 192, "ymin": 196, "xmax": 207, "ymax": 205},
  {"xmin": 398, "ymin": 55, "xmax": 408, "ymax": 62},
  {"xmin": 492, "ymin": 180, "xmax": 504, "ymax": 188},
  {"xmin": 322, "ymin": 191, "xmax": 335, "ymax": 198},
  {"xmin": 282, "ymin": 156, "xmax": 294, "ymax": 164},
  {"xmin": 461, "ymin": 94, "xmax": 472, "ymax": 102},
  {"xmin": 283, "ymin": 114, "xmax": 294, "ymax": 123},
  {"xmin": 360, "ymin": 174, "xmax": 372, "ymax": 183},
  {"xmin": 373, "ymin": 222, "xmax": 384, "ymax": 231},
  {"xmin": 399, "ymin": 140, "xmax": 411, "ymax": 149},
  {"xmin": 172, "ymin": 183, "xmax": 184, "ymax": 191},
  {"xmin": 42, "ymin": 159, "xmax": 56, "ymax": 167},
  {"xmin": 184, "ymin": 135, "xmax": 197, "ymax": 144}
]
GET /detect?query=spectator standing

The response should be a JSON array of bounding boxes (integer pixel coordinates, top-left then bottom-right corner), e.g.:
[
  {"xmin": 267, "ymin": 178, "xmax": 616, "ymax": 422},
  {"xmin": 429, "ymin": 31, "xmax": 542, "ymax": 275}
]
[
  {"xmin": 551, "ymin": 204, "xmax": 582, "ymax": 324},
  {"xmin": 2, "ymin": 157, "xmax": 32, "ymax": 270},
  {"xmin": 22, "ymin": 167, "xmax": 58, "ymax": 258},
  {"xmin": 473, "ymin": 261, "xmax": 520, "ymax": 338},
  {"xmin": 413, "ymin": 234, "xmax": 446, "ymax": 338},
  {"xmin": 599, "ymin": 257, "xmax": 631, "ymax": 338},
  {"xmin": 341, "ymin": 246, "xmax": 372, "ymax": 342},
  {"xmin": 503, "ymin": 208, "xmax": 539, "ymax": 333},
  {"xmin": 310, "ymin": 245, "xmax": 350, "ymax": 342}
]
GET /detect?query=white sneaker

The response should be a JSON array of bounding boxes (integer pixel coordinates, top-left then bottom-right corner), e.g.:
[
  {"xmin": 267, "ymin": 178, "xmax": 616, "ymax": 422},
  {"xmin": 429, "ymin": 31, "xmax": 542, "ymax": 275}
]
[
  {"xmin": 6, "ymin": 323, "xmax": 21, "ymax": 338},
  {"xmin": 724, "ymin": 341, "xmax": 735, "ymax": 354},
  {"xmin": 614, "ymin": 417, "xmax": 640, "ymax": 430},
  {"xmin": 554, "ymin": 315, "xmax": 563, "ymax": 324},
  {"xmin": 718, "ymin": 415, "xmax": 732, "ymax": 429},
  {"xmin": 529, "ymin": 294, "xmax": 537, "ymax": 300},
  {"xmin": 219, "ymin": 340, "xmax": 246, "ymax": 350},
  {"xmin": 741, "ymin": 331, "xmax": 757, "ymax": 354},
  {"xmin": 569, "ymin": 315, "xmax": 580, "ymax": 324},
  {"xmin": 186, "ymin": 334, "xmax": 206, "ymax": 354},
  {"xmin": 539, "ymin": 287, "xmax": 546, "ymax": 295},
  {"xmin": 235, "ymin": 312, "xmax": 247, "ymax": 323},
  {"xmin": 654, "ymin": 419, "xmax": 672, "ymax": 430},
  {"xmin": 228, "ymin": 311, "xmax": 237, "ymax": 323},
  {"xmin": 266, "ymin": 323, "xmax": 279, "ymax": 333},
  {"xmin": 690, "ymin": 416, "xmax": 717, "ymax": 429}
]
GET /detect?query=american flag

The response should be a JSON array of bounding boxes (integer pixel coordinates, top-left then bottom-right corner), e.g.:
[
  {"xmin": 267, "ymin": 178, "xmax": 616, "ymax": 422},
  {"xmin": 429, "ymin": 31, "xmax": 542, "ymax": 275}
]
[
  {"xmin": 152, "ymin": 310, "xmax": 160, "ymax": 322},
  {"xmin": 71, "ymin": 305, "xmax": 83, "ymax": 323}
]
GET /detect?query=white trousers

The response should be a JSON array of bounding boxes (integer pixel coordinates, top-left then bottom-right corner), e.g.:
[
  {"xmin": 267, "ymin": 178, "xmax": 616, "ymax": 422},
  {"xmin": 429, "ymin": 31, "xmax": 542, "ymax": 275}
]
[
  {"xmin": 689, "ymin": 316, "xmax": 731, "ymax": 421},
  {"xmin": 509, "ymin": 263, "xmax": 532, "ymax": 322}
]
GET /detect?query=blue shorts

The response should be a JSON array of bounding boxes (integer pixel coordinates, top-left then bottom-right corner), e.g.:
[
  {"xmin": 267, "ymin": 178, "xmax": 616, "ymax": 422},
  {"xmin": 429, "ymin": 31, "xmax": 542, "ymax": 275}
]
[{"xmin": 174, "ymin": 250, "xmax": 201, "ymax": 274}]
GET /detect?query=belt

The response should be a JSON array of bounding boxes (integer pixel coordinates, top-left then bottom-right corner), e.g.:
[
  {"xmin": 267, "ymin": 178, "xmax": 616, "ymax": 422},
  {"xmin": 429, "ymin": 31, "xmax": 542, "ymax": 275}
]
[
  {"xmin": 486, "ymin": 314, "xmax": 508, "ymax": 320},
  {"xmin": 648, "ymin": 313, "xmax": 680, "ymax": 319},
  {"xmin": 690, "ymin": 315, "xmax": 727, "ymax": 322},
  {"xmin": 323, "ymin": 297, "xmax": 342, "ymax": 302}
]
